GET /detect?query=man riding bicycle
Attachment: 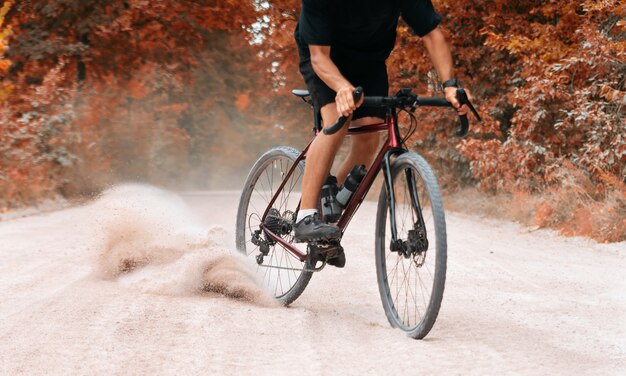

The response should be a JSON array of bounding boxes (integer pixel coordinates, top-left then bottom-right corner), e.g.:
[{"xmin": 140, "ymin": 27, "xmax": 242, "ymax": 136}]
[{"xmin": 292, "ymin": 0, "xmax": 470, "ymax": 267}]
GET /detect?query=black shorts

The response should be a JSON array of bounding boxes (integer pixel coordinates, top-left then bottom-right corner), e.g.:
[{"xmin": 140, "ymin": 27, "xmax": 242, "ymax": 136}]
[{"xmin": 299, "ymin": 59, "xmax": 388, "ymax": 121}]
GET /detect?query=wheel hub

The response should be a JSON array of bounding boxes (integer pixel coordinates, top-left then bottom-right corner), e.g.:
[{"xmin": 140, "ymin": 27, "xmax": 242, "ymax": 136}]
[{"xmin": 390, "ymin": 222, "xmax": 429, "ymax": 259}]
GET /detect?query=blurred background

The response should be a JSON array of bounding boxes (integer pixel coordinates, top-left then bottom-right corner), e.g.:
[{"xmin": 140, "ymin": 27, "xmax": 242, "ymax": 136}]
[{"xmin": 0, "ymin": 0, "xmax": 624, "ymax": 241}]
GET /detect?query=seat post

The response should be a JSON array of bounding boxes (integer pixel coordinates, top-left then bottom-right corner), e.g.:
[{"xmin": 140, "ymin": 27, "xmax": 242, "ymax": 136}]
[
  {"xmin": 291, "ymin": 89, "xmax": 318, "ymax": 133},
  {"xmin": 314, "ymin": 109, "xmax": 322, "ymax": 134}
]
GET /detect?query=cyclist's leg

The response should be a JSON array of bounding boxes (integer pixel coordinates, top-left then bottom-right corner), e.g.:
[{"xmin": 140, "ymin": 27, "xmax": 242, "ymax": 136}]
[
  {"xmin": 300, "ymin": 103, "xmax": 349, "ymax": 210},
  {"xmin": 334, "ymin": 60, "xmax": 387, "ymax": 182},
  {"xmin": 335, "ymin": 116, "xmax": 383, "ymax": 183},
  {"xmin": 293, "ymin": 102, "xmax": 346, "ymax": 243}
]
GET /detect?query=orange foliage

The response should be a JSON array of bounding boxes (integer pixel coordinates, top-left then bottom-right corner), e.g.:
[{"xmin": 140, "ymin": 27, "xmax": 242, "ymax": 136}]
[
  {"xmin": 0, "ymin": 1, "xmax": 265, "ymax": 205},
  {"xmin": 235, "ymin": 93, "xmax": 251, "ymax": 111},
  {"xmin": 257, "ymin": 0, "xmax": 625, "ymax": 240},
  {"xmin": 1, "ymin": 1, "xmax": 624, "ymax": 241}
]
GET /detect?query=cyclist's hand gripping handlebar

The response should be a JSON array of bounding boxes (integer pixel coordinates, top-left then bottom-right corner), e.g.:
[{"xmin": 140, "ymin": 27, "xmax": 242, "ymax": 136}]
[
  {"xmin": 322, "ymin": 87, "xmax": 364, "ymax": 135},
  {"xmin": 456, "ymin": 88, "xmax": 481, "ymax": 137},
  {"xmin": 322, "ymin": 86, "xmax": 481, "ymax": 137}
]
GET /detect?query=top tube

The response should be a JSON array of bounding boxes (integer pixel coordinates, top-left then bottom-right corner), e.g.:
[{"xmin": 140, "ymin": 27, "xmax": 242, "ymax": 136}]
[{"xmin": 346, "ymin": 122, "xmax": 389, "ymax": 135}]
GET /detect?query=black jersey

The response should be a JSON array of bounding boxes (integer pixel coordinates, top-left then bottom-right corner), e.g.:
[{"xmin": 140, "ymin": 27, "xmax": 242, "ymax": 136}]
[{"xmin": 294, "ymin": 0, "xmax": 441, "ymax": 63}]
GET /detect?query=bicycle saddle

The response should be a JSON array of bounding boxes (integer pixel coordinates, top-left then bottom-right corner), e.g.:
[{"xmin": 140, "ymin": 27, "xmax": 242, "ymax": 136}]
[{"xmin": 291, "ymin": 89, "xmax": 310, "ymax": 98}]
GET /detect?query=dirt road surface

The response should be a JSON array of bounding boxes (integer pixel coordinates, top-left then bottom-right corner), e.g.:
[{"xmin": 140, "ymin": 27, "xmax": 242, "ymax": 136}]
[{"xmin": 1, "ymin": 185, "xmax": 625, "ymax": 375}]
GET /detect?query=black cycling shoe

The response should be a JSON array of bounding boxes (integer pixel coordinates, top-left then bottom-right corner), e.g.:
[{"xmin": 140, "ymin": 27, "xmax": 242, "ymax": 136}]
[{"xmin": 293, "ymin": 213, "xmax": 341, "ymax": 243}]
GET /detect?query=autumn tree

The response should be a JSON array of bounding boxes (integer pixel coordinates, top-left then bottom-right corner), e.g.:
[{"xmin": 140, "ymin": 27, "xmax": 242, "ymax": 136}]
[
  {"xmin": 2, "ymin": 0, "xmax": 624, "ymax": 240},
  {"xmin": 1, "ymin": 0, "xmax": 273, "ymax": 201},
  {"xmin": 256, "ymin": 0, "xmax": 626, "ymax": 240}
]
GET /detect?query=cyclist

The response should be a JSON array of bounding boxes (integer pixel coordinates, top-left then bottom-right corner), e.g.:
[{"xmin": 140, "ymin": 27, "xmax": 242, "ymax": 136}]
[{"xmin": 292, "ymin": 0, "xmax": 470, "ymax": 266}]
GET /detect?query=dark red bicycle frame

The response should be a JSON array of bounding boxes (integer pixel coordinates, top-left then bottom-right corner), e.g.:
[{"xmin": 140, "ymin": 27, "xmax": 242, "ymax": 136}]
[{"xmin": 260, "ymin": 111, "xmax": 404, "ymax": 262}]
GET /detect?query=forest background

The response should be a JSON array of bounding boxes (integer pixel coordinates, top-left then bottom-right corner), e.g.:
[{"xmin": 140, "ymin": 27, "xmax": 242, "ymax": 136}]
[{"xmin": 0, "ymin": 0, "xmax": 624, "ymax": 242}]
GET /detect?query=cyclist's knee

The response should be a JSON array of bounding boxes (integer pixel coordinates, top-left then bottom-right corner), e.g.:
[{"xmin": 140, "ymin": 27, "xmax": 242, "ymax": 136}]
[
  {"xmin": 351, "ymin": 133, "xmax": 380, "ymax": 153},
  {"xmin": 351, "ymin": 116, "xmax": 383, "ymax": 127},
  {"xmin": 320, "ymin": 102, "xmax": 340, "ymax": 125}
]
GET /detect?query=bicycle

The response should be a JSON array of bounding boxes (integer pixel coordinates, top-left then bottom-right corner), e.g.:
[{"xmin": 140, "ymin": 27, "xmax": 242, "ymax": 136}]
[{"xmin": 236, "ymin": 86, "xmax": 480, "ymax": 339}]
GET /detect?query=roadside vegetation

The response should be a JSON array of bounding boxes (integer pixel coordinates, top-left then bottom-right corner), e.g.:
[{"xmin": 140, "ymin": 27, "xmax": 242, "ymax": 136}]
[{"xmin": 1, "ymin": 1, "xmax": 624, "ymax": 241}]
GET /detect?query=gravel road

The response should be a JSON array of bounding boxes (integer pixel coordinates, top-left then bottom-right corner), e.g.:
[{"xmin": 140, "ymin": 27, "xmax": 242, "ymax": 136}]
[{"xmin": 1, "ymin": 185, "xmax": 624, "ymax": 375}]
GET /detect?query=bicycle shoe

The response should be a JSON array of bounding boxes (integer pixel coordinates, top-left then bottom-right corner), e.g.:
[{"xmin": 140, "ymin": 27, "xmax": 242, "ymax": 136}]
[{"xmin": 293, "ymin": 213, "xmax": 341, "ymax": 243}]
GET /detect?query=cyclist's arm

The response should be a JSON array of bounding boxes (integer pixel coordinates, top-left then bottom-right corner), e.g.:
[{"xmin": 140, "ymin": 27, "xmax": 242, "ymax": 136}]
[
  {"xmin": 309, "ymin": 45, "xmax": 359, "ymax": 117},
  {"xmin": 422, "ymin": 28, "xmax": 468, "ymax": 115}
]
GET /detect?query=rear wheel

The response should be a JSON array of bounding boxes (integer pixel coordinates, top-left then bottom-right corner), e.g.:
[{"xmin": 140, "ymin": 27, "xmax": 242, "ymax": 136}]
[
  {"xmin": 236, "ymin": 146, "xmax": 312, "ymax": 305},
  {"xmin": 375, "ymin": 152, "xmax": 447, "ymax": 339}
]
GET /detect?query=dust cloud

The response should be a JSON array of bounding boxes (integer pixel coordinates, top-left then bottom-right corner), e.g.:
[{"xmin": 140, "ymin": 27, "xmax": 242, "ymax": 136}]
[{"xmin": 87, "ymin": 184, "xmax": 276, "ymax": 306}]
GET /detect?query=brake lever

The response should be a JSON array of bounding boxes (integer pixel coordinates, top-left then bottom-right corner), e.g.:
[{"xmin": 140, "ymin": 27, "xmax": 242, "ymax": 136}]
[
  {"xmin": 457, "ymin": 88, "xmax": 481, "ymax": 121},
  {"xmin": 323, "ymin": 87, "xmax": 364, "ymax": 135},
  {"xmin": 455, "ymin": 88, "xmax": 481, "ymax": 137}
]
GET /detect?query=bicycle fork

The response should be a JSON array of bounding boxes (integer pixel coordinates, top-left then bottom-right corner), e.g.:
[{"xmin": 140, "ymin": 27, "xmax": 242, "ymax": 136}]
[
  {"xmin": 382, "ymin": 150, "xmax": 401, "ymax": 243},
  {"xmin": 382, "ymin": 150, "xmax": 429, "ymax": 257}
]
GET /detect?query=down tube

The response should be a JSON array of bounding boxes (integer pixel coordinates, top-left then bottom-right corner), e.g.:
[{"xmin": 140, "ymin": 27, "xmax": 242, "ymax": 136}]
[{"xmin": 336, "ymin": 142, "xmax": 392, "ymax": 230}]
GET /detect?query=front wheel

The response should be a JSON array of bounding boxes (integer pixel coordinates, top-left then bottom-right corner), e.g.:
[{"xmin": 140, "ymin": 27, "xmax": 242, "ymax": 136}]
[{"xmin": 375, "ymin": 152, "xmax": 447, "ymax": 339}]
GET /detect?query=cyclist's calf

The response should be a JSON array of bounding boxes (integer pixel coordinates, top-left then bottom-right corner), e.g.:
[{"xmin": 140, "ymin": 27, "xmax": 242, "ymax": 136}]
[
  {"xmin": 300, "ymin": 103, "xmax": 350, "ymax": 210},
  {"xmin": 337, "ymin": 118, "xmax": 382, "ymax": 183}
]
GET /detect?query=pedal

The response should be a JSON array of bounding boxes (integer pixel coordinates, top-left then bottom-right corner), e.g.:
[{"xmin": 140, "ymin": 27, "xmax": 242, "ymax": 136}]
[{"xmin": 308, "ymin": 240, "xmax": 343, "ymax": 264}]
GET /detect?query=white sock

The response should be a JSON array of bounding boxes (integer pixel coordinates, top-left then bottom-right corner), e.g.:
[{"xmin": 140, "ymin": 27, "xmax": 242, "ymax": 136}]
[{"xmin": 296, "ymin": 209, "xmax": 317, "ymax": 223}]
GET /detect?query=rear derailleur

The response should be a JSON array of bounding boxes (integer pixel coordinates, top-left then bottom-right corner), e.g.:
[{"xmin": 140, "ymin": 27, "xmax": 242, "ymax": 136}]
[
  {"xmin": 251, "ymin": 229, "xmax": 272, "ymax": 265},
  {"xmin": 251, "ymin": 208, "xmax": 294, "ymax": 265}
]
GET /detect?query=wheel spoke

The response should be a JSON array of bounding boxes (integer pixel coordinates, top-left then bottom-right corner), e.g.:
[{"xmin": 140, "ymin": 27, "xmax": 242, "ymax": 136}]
[
  {"xmin": 376, "ymin": 155, "xmax": 446, "ymax": 338},
  {"xmin": 236, "ymin": 149, "xmax": 312, "ymax": 305}
]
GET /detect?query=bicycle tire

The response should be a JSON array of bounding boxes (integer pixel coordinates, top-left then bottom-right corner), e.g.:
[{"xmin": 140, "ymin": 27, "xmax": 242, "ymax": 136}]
[
  {"xmin": 236, "ymin": 146, "xmax": 313, "ymax": 305},
  {"xmin": 375, "ymin": 152, "xmax": 447, "ymax": 339}
]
